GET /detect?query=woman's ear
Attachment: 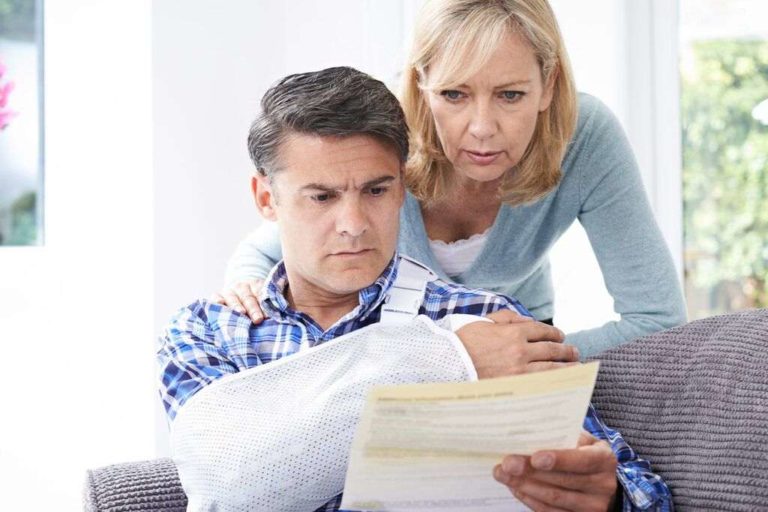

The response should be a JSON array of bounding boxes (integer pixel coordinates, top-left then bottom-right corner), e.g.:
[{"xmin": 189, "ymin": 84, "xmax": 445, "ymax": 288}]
[
  {"xmin": 251, "ymin": 174, "xmax": 277, "ymax": 221},
  {"xmin": 539, "ymin": 65, "xmax": 559, "ymax": 112}
]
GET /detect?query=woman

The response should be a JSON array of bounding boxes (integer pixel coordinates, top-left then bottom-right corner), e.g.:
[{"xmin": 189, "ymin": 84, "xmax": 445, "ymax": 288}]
[{"xmin": 218, "ymin": 0, "xmax": 686, "ymax": 357}]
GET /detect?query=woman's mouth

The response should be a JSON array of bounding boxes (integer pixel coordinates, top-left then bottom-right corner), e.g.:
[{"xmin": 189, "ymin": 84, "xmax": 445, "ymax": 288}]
[{"xmin": 464, "ymin": 150, "xmax": 502, "ymax": 165}]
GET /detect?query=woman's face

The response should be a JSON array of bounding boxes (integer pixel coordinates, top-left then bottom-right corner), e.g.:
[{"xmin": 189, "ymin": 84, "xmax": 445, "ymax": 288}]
[{"xmin": 425, "ymin": 30, "xmax": 555, "ymax": 187}]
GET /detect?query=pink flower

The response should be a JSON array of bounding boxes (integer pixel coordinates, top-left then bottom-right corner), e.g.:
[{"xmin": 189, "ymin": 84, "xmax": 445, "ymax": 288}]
[
  {"xmin": 0, "ymin": 81, "xmax": 15, "ymax": 108},
  {"xmin": 0, "ymin": 111, "xmax": 17, "ymax": 130},
  {"xmin": 0, "ymin": 58, "xmax": 17, "ymax": 131}
]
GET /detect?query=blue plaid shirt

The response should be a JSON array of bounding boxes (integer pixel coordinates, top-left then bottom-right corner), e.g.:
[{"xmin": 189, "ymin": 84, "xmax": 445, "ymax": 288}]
[{"xmin": 158, "ymin": 254, "xmax": 672, "ymax": 512}]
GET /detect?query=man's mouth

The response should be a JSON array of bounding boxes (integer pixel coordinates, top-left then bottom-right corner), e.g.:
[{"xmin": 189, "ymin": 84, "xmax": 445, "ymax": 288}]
[{"xmin": 332, "ymin": 249, "xmax": 373, "ymax": 257}]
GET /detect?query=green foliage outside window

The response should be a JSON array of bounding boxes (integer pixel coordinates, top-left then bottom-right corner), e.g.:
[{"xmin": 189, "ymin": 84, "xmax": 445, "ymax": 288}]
[
  {"xmin": 0, "ymin": 0, "xmax": 35, "ymax": 41},
  {"xmin": 7, "ymin": 190, "xmax": 35, "ymax": 244},
  {"xmin": 682, "ymin": 40, "xmax": 768, "ymax": 315}
]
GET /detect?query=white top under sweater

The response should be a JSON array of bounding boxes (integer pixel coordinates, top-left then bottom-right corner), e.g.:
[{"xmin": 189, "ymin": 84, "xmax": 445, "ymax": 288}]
[{"xmin": 428, "ymin": 229, "xmax": 490, "ymax": 278}]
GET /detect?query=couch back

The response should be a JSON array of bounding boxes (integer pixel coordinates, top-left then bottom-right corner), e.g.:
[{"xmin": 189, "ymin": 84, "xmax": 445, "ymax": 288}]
[{"xmin": 590, "ymin": 308, "xmax": 768, "ymax": 510}]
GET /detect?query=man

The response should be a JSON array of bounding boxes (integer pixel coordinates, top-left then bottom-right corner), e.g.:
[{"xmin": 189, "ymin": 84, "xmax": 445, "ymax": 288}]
[{"xmin": 158, "ymin": 66, "xmax": 671, "ymax": 512}]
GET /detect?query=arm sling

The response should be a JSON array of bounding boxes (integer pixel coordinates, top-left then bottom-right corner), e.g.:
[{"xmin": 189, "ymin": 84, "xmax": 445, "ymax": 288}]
[{"xmin": 171, "ymin": 258, "xmax": 482, "ymax": 511}]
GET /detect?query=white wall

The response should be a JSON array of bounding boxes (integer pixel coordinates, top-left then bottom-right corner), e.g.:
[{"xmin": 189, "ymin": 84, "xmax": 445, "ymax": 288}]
[
  {"xmin": 152, "ymin": 0, "xmax": 411, "ymax": 454},
  {"xmin": 0, "ymin": 1, "xmax": 154, "ymax": 510},
  {"xmin": 152, "ymin": 0, "xmax": 410, "ymax": 333}
]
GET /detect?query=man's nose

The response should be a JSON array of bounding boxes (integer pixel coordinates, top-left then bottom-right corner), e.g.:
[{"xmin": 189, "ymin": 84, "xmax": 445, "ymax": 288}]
[
  {"xmin": 468, "ymin": 100, "xmax": 498, "ymax": 141},
  {"xmin": 336, "ymin": 196, "xmax": 368, "ymax": 238}
]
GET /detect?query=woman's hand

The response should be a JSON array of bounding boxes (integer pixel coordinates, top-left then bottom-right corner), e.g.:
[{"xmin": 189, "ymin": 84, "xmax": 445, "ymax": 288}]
[
  {"xmin": 210, "ymin": 279, "xmax": 266, "ymax": 323},
  {"xmin": 456, "ymin": 309, "xmax": 579, "ymax": 378}
]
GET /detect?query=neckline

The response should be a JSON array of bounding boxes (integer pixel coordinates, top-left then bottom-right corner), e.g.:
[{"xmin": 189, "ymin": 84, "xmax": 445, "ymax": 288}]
[
  {"xmin": 428, "ymin": 227, "xmax": 491, "ymax": 247},
  {"xmin": 406, "ymin": 192, "xmax": 508, "ymax": 282}
]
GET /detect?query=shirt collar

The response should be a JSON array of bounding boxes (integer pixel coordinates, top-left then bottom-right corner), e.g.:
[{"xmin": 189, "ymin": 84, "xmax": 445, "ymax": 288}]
[{"xmin": 259, "ymin": 253, "xmax": 402, "ymax": 321}]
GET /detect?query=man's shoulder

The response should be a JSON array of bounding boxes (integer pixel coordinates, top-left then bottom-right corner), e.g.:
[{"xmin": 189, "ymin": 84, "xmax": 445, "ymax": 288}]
[
  {"xmin": 168, "ymin": 298, "xmax": 255, "ymax": 332},
  {"xmin": 421, "ymin": 275, "xmax": 530, "ymax": 319},
  {"xmin": 392, "ymin": 255, "xmax": 528, "ymax": 317}
]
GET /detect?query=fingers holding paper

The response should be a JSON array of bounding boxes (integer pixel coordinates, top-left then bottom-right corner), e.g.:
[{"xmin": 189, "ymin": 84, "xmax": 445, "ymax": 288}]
[{"xmin": 492, "ymin": 432, "xmax": 618, "ymax": 512}]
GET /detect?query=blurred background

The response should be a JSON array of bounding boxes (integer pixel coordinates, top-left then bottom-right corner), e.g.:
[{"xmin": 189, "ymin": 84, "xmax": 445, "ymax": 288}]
[{"xmin": 0, "ymin": 0, "xmax": 766, "ymax": 509}]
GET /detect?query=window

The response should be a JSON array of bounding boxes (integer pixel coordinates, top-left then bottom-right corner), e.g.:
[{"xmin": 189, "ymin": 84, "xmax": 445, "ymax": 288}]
[
  {"xmin": 0, "ymin": 0, "xmax": 43, "ymax": 246},
  {"xmin": 680, "ymin": 0, "xmax": 768, "ymax": 318}
]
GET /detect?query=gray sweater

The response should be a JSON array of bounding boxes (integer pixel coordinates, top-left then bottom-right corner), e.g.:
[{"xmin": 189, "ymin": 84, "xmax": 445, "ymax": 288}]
[{"xmin": 225, "ymin": 93, "xmax": 686, "ymax": 356}]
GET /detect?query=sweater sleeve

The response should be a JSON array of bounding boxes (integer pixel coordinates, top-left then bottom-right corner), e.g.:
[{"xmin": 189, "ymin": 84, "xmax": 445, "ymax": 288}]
[
  {"xmin": 224, "ymin": 221, "xmax": 284, "ymax": 286},
  {"xmin": 566, "ymin": 96, "xmax": 687, "ymax": 355}
]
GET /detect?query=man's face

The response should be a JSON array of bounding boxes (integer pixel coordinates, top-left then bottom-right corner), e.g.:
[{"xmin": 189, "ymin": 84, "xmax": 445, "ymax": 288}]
[{"xmin": 253, "ymin": 133, "xmax": 404, "ymax": 300}]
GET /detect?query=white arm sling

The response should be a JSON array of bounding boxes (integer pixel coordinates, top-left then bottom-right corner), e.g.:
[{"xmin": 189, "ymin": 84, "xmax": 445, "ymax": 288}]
[{"xmin": 170, "ymin": 258, "xmax": 484, "ymax": 512}]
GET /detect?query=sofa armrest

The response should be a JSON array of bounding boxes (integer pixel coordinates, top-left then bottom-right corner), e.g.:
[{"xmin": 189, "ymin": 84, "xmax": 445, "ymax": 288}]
[{"xmin": 83, "ymin": 457, "xmax": 187, "ymax": 512}]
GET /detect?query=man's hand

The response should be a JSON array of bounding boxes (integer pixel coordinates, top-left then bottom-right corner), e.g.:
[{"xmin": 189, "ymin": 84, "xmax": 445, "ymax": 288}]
[
  {"xmin": 493, "ymin": 432, "xmax": 618, "ymax": 512},
  {"xmin": 210, "ymin": 279, "xmax": 265, "ymax": 323},
  {"xmin": 456, "ymin": 310, "xmax": 579, "ymax": 378}
]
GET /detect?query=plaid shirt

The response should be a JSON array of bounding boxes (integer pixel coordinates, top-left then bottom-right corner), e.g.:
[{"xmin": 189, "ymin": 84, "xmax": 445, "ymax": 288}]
[{"xmin": 158, "ymin": 254, "xmax": 672, "ymax": 512}]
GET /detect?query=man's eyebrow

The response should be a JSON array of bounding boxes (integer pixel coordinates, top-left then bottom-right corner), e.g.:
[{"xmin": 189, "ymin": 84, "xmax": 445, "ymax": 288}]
[
  {"xmin": 299, "ymin": 183, "xmax": 338, "ymax": 193},
  {"xmin": 299, "ymin": 175, "xmax": 397, "ymax": 192}
]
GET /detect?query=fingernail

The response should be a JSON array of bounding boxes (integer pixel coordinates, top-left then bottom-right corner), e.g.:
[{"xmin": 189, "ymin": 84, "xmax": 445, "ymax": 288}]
[
  {"xmin": 493, "ymin": 465, "xmax": 507, "ymax": 483},
  {"xmin": 502, "ymin": 456, "xmax": 524, "ymax": 475},
  {"xmin": 532, "ymin": 452, "xmax": 554, "ymax": 470}
]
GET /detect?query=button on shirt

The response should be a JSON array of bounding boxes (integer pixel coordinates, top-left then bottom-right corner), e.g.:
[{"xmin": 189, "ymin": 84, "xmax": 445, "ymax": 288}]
[{"xmin": 158, "ymin": 254, "xmax": 672, "ymax": 512}]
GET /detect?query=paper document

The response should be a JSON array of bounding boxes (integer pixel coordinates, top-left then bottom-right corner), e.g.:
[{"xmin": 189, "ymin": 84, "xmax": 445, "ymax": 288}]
[{"xmin": 340, "ymin": 362, "xmax": 600, "ymax": 512}]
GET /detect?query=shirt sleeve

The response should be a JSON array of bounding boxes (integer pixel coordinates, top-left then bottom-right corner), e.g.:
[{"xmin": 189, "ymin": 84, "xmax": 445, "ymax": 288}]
[
  {"xmin": 422, "ymin": 278, "xmax": 533, "ymax": 321},
  {"xmin": 583, "ymin": 404, "xmax": 673, "ymax": 511},
  {"xmin": 224, "ymin": 221, "xmax": 284, "ymax": 286},
  {"xmin": 567, "ymin": 95, "xmax": 687, "ymax": 355},
  {"xmin": 157, "ymin": 300, "xmax": 260, "ymax": 421}
]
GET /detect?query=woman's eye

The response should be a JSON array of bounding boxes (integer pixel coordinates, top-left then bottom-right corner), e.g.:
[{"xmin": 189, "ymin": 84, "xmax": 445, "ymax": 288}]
[
  {"xmin": 440, "ymin": 90, "xmax": 465, "ymax": 101},
  {"xmin": 500, "ymin": 91, "xmax": 524, "ymax": 102}
]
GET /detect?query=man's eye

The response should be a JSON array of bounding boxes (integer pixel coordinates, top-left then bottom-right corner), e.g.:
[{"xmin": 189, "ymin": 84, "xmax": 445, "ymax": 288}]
[
  {"xmin": 440, "ymin": 90, "xmax": 465, "ymax": 101},
  {"xmin": 500, "ymin": 91, "xmax": 524, "ymax": 102},
  {"xmin": 311, "ymin": 193, "xmax": 332, "ymax": 203},
  {"xmin": 368, "ymin": 186, "xmax": 387, "ymax": 197}
]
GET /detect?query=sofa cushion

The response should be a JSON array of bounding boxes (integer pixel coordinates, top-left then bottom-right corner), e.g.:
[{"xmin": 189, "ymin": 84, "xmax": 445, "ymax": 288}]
[{"xmin": 589, "ymin": 308, "xmax": 768, "ymax": 511}]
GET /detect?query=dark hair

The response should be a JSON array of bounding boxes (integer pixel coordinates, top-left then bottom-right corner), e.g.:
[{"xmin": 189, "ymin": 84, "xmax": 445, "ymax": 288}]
[{"xmin": 247, "ymin": 66, "xmax": 409, "ymax": 178}]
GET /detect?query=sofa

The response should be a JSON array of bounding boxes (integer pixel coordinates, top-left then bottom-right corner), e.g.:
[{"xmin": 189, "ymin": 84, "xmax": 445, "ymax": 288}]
[{"xmin": 84, "ymin": 308, "xmax": 768, "ymax": 511}]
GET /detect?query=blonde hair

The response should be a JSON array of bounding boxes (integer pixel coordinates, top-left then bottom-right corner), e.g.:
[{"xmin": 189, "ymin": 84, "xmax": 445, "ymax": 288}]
[{"xmin": 401, "ymin": 0, "xmax": 577, "ymax": 205}]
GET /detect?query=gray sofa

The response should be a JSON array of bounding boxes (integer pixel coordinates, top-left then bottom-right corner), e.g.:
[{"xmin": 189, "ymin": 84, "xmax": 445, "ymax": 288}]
[{"xmin": 84, "ymin": 309, "xmax": 768, "ymax": 511}]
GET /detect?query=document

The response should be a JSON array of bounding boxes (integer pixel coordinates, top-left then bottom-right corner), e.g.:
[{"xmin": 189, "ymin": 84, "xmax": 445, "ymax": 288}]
[{"xmin": 340, "ymin": 362, "xmax": 600, "ymax": 512}]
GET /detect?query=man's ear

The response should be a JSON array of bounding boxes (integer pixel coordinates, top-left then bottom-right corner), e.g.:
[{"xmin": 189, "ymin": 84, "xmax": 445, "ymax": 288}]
[{"xmin": 251, "ymin": 174, "xmax": 277, "ymax": 221}]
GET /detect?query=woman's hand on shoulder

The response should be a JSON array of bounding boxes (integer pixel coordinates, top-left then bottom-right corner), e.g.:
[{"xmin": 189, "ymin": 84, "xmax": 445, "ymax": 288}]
[{"xmin": 210, "ymin": 279, "xmax": 265, "ymax": 324}]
